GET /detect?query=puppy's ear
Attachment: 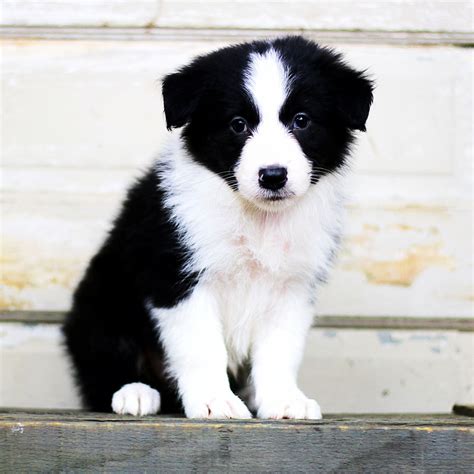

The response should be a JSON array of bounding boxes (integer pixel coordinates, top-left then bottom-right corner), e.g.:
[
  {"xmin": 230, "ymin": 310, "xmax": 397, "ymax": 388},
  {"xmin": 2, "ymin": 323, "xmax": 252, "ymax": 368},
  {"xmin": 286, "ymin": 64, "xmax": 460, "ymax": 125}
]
[
  {"xmin": 329, "ymin": 63, "xmax": 374, "ymax": 132},
  {"xmin": 162, "ymin": 64, "xmax": 206, "ymax": 130}
]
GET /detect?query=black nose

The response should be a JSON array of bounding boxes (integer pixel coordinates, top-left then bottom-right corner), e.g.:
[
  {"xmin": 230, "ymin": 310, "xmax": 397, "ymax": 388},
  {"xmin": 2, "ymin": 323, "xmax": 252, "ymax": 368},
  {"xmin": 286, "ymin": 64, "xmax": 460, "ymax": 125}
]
[{"xmin": 258, "ymin": 166, "xmax": 288, "ymax": 191}]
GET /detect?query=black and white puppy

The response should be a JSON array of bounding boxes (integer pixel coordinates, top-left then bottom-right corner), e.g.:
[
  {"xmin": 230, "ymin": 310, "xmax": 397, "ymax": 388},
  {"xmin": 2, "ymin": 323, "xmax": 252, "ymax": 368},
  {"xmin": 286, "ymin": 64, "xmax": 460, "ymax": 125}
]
[{"xmin": 63, "ymin": 36, "xmax": 373, "ymax": 419}]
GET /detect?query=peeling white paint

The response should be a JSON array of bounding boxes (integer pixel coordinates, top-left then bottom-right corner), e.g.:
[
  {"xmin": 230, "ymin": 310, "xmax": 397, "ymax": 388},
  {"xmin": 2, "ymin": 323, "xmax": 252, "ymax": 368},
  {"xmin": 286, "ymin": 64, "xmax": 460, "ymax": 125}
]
[
  {"xmin": 1, "ymin": 323, "xmax": 472, "ymax": 413},
  {"xmin": 0, "ymin": 324, "xmax": 61, "ymax": 349},
  {"xmin": 377, "ymin": 332, "xmax": 402, "ymax": 345},
  {"xmin": 10, "ymin": 423, "xmax": 24, "ymax": 434}
]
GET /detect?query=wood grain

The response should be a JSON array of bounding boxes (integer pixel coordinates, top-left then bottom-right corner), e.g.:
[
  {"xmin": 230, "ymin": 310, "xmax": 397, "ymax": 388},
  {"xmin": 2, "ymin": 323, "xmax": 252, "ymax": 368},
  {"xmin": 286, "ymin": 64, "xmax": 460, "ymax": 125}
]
[
  {"xmin": 2, "ymin": 26, "xmax": 473, "ymax": 46},
  {"xmin": 1, "ymin": 410, "xmax": 473, "ymax": 472},
  {"xmin": 2, "ymin": 311, "xmax": 474, "ymax": 331}
]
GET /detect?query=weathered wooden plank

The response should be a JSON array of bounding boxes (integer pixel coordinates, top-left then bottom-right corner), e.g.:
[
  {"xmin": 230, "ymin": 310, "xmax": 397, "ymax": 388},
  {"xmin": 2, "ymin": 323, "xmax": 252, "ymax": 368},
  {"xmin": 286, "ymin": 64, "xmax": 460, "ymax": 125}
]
[
  {"xmin": 1, "ymin": 411, "xmax": 473, "ymax": 472},
  {"xmin": 2, "ymin": 311, "xmax": 474, "ymax": 331},
  {"xmin": 315, "ymin": 316, "xmax": 474, "ymax": 332},
  {"xmin": 2, "ymin": 0, "xmax": 472, "ymax": 33},
  {"xmin": 2, "ymin": 408, "xmax": 474, "ymax": 425},
  {"xmin": 2, "ymin": 26, "xmax": 473, "ymax": 46}
]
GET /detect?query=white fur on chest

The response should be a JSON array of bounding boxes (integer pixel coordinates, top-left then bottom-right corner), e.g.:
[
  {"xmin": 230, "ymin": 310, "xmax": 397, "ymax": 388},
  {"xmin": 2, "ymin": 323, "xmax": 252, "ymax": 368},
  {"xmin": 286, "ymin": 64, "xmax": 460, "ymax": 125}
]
[{"xmin": 157, "ymin": 137, "xmax": 348, "ymax": 365}]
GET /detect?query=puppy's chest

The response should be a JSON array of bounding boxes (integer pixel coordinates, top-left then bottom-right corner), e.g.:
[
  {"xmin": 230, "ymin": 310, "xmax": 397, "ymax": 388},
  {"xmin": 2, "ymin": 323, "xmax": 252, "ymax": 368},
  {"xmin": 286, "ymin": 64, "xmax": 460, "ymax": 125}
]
[
  {"xmin": 209, "ymin": 217, "xmax": 319, "ymax": 280},
  {"xmin": 203, "ymin": 214, "xmax": 332, "ymax": 317},
  {"xmin": 208, "ymin": 221, "xmax": 327, "ymax": 364},
  {"xmin": 186, "ymin": 193, "xmax": 342, "ymax": 288}
]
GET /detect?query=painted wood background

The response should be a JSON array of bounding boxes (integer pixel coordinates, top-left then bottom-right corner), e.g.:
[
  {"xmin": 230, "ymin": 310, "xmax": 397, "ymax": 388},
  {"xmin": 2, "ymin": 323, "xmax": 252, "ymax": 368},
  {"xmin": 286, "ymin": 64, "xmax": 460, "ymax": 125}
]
[
  {"xmin": 2, "ymin": 0, "xmax": 472, "ymax": 32},
  {"xmin": 1, "ymin": 321, "xmax": 473, "ymax": 412},
  {"xmin": 1, "ymin": 36, "xmax": 472, "ymax": 317},
  {"xmin": 0, "ymin": 0, "xmax": 473, "ymax": 412}
]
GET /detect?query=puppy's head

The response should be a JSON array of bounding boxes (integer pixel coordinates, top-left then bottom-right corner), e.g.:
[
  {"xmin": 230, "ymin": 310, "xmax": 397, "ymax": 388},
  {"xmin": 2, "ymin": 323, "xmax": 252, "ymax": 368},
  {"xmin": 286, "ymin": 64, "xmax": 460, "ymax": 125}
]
[{"xmin": 162, "ymin": 36, "xmax": 373, "ymax": 211}]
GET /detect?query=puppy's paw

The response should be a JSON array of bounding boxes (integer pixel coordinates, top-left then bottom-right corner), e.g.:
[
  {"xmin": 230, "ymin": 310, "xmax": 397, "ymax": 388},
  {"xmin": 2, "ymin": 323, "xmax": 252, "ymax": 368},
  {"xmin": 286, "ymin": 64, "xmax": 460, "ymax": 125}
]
[
  {"xmin": 257, "ymin": 396, "xmax": 322, "ymax": 420},
  {"xmin": 184, "ymin": 392, "xmax": 252, "ymax": 419},
  {"xmin": 112, "ymin": 382, "xmax": 161, "ymax": 416}
]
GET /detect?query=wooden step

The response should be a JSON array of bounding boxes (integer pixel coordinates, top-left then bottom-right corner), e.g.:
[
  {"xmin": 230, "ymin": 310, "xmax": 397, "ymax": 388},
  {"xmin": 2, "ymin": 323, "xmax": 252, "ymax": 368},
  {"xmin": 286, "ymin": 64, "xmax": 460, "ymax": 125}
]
[{"xmin": 1, "ymin": 410, "xmax": 473, "ymax": 472}]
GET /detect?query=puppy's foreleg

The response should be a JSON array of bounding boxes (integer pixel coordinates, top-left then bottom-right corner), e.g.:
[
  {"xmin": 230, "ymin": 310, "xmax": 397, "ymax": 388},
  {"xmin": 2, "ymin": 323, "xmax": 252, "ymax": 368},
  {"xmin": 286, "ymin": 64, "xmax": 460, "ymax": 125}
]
[
  {"xmin": 251, "ymin": 286, "xmax": 322, "ymax": 420},
  {"xmin": 153, "ymin": 284, "xmax": 251, "ymax": 419}
]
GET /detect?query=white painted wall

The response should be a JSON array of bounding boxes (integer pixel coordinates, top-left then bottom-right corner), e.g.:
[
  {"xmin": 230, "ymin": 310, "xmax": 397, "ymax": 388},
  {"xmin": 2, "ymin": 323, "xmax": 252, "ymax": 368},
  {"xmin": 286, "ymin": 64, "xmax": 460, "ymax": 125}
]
[
  {"xmin": 1, "ymin": 323, "xmax": 472, "ymax": 413},
  {"xmin": 1, "ymin": 0, "xmax": 473, "ymax": 412},
  {"xmin": 1, "ymin": 39, "xmax": 472, "ymax": 317},
  {"xmin": 2, "ymin": 0, "xmax": 472, "ymax": 32}
]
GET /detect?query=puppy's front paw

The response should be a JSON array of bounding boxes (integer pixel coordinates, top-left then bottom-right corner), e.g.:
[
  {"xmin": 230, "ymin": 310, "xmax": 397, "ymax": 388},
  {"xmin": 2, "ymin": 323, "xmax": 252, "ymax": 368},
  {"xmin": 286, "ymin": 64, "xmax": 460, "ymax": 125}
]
[
  {"xmin": 257, "ymin": 396, "xmax": 322, "ymax": 420},
  {"xmin": 112, "ymin": 382, "xmax": 161, "ymax": 416},
  {"xmin": 184, "ymin": 392, "xmax": 252, "ymax": 419}
]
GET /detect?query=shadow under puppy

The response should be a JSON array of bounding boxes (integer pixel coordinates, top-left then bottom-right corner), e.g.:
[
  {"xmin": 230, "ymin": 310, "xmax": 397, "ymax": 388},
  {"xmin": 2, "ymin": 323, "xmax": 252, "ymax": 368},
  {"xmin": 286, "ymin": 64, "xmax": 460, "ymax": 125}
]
[{"xmin": 63, "ymin": 36, "xmax": 373, "ymax": 419}]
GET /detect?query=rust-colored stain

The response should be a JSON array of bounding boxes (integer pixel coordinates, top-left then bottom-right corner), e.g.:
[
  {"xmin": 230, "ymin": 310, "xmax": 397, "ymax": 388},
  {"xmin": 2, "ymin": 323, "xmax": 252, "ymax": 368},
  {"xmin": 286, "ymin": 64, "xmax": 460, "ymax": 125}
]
[
  {"xmin": 0, "ymin": 294, "xmax": 31, "ymax": 311},
  {"xmin": 1, "ymin": 273, "xmax": 31, "ymax": 291},
  {"xmin": 0, "ymin": 242, "xmax": 83, "ymax": 309},
  {"xmin": 385, "ymin": 204, "xmax": 449, "ymax": 214},
  {"xmin": 391, "ymin": 223, "xmax": 419, "ymax": 232},
  {"xmin": 347, "ymin": 244, "xmax": 454, "ymax": 287},
  {"xmin": 363, "ymin": 224, "xmax": 380, "ymax": 232},
  {"xmin": 2, "ymin": 267, "xmax": 78, "ymax": 289}
]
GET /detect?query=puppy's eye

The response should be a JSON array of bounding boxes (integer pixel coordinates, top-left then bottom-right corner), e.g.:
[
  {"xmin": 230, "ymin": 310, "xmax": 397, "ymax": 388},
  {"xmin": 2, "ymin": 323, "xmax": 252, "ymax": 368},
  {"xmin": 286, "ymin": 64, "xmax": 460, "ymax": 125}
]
[
  {"xmin": 230, "ymin": 117, "xmax": 248, "ymax": 134},
  {"xmin": 292, "ymin": 113, "xmax": 310, "ymax": 130}
]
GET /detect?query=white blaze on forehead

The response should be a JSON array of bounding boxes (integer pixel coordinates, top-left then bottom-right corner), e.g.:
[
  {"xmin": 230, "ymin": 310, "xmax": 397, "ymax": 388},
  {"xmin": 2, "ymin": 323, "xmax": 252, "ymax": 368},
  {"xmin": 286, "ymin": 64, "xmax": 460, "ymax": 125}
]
[
  {"xmin": 236, "ymin": 46, "xmax": 311, "ymax": 210},
  {"xmin": 244, "ymin": 48, "xmax": 290, "ymax": 121}
]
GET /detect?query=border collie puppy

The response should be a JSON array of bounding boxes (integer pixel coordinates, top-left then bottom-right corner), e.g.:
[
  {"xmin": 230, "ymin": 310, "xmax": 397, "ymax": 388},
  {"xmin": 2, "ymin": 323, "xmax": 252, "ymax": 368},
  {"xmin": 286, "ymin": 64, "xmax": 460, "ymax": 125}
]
[{"xmin": 63, "ymin": 36, "xmax": 373, "ymax": 419}]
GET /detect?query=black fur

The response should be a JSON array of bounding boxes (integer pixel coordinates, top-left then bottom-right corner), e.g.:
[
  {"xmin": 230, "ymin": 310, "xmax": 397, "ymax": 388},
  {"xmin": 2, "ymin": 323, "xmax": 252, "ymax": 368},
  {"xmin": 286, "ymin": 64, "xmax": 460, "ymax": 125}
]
[
  {"xmin": 63, "ymin": 169, "xmax": 192, "ymax": 412},
  {"xmin": 63, "ymin": 36, "xmax": 373, "ymax": 413}
]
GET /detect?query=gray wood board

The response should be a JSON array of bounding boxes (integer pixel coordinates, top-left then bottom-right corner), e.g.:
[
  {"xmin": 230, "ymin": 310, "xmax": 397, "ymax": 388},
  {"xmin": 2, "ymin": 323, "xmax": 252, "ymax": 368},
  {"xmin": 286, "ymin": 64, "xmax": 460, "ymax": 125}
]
[
  {"xmin": 1, "ymin": 311, "xmax": 474, "ymax": 331},
  {"xmin": 1, "ymin": 27, "xmax": 473, "ymax": 46},
  {"xmin": 1, "ymin": 411, "xmax": 473, "ymax": 472}
]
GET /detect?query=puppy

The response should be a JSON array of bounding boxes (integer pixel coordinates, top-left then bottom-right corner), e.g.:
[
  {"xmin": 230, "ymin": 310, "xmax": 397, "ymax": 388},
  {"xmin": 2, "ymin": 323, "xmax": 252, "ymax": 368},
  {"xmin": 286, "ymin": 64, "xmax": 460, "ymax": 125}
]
[{"xmin": 63, "ymin": 36, "xmax": 373, "ymax": 419}]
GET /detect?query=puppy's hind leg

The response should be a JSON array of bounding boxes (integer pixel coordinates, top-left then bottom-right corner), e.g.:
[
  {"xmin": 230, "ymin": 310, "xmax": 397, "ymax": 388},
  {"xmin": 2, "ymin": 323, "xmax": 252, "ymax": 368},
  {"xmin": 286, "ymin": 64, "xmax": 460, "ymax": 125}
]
[{"xmin": 63, "ymin": 314, "xmax": 161, "ymax": 416}]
